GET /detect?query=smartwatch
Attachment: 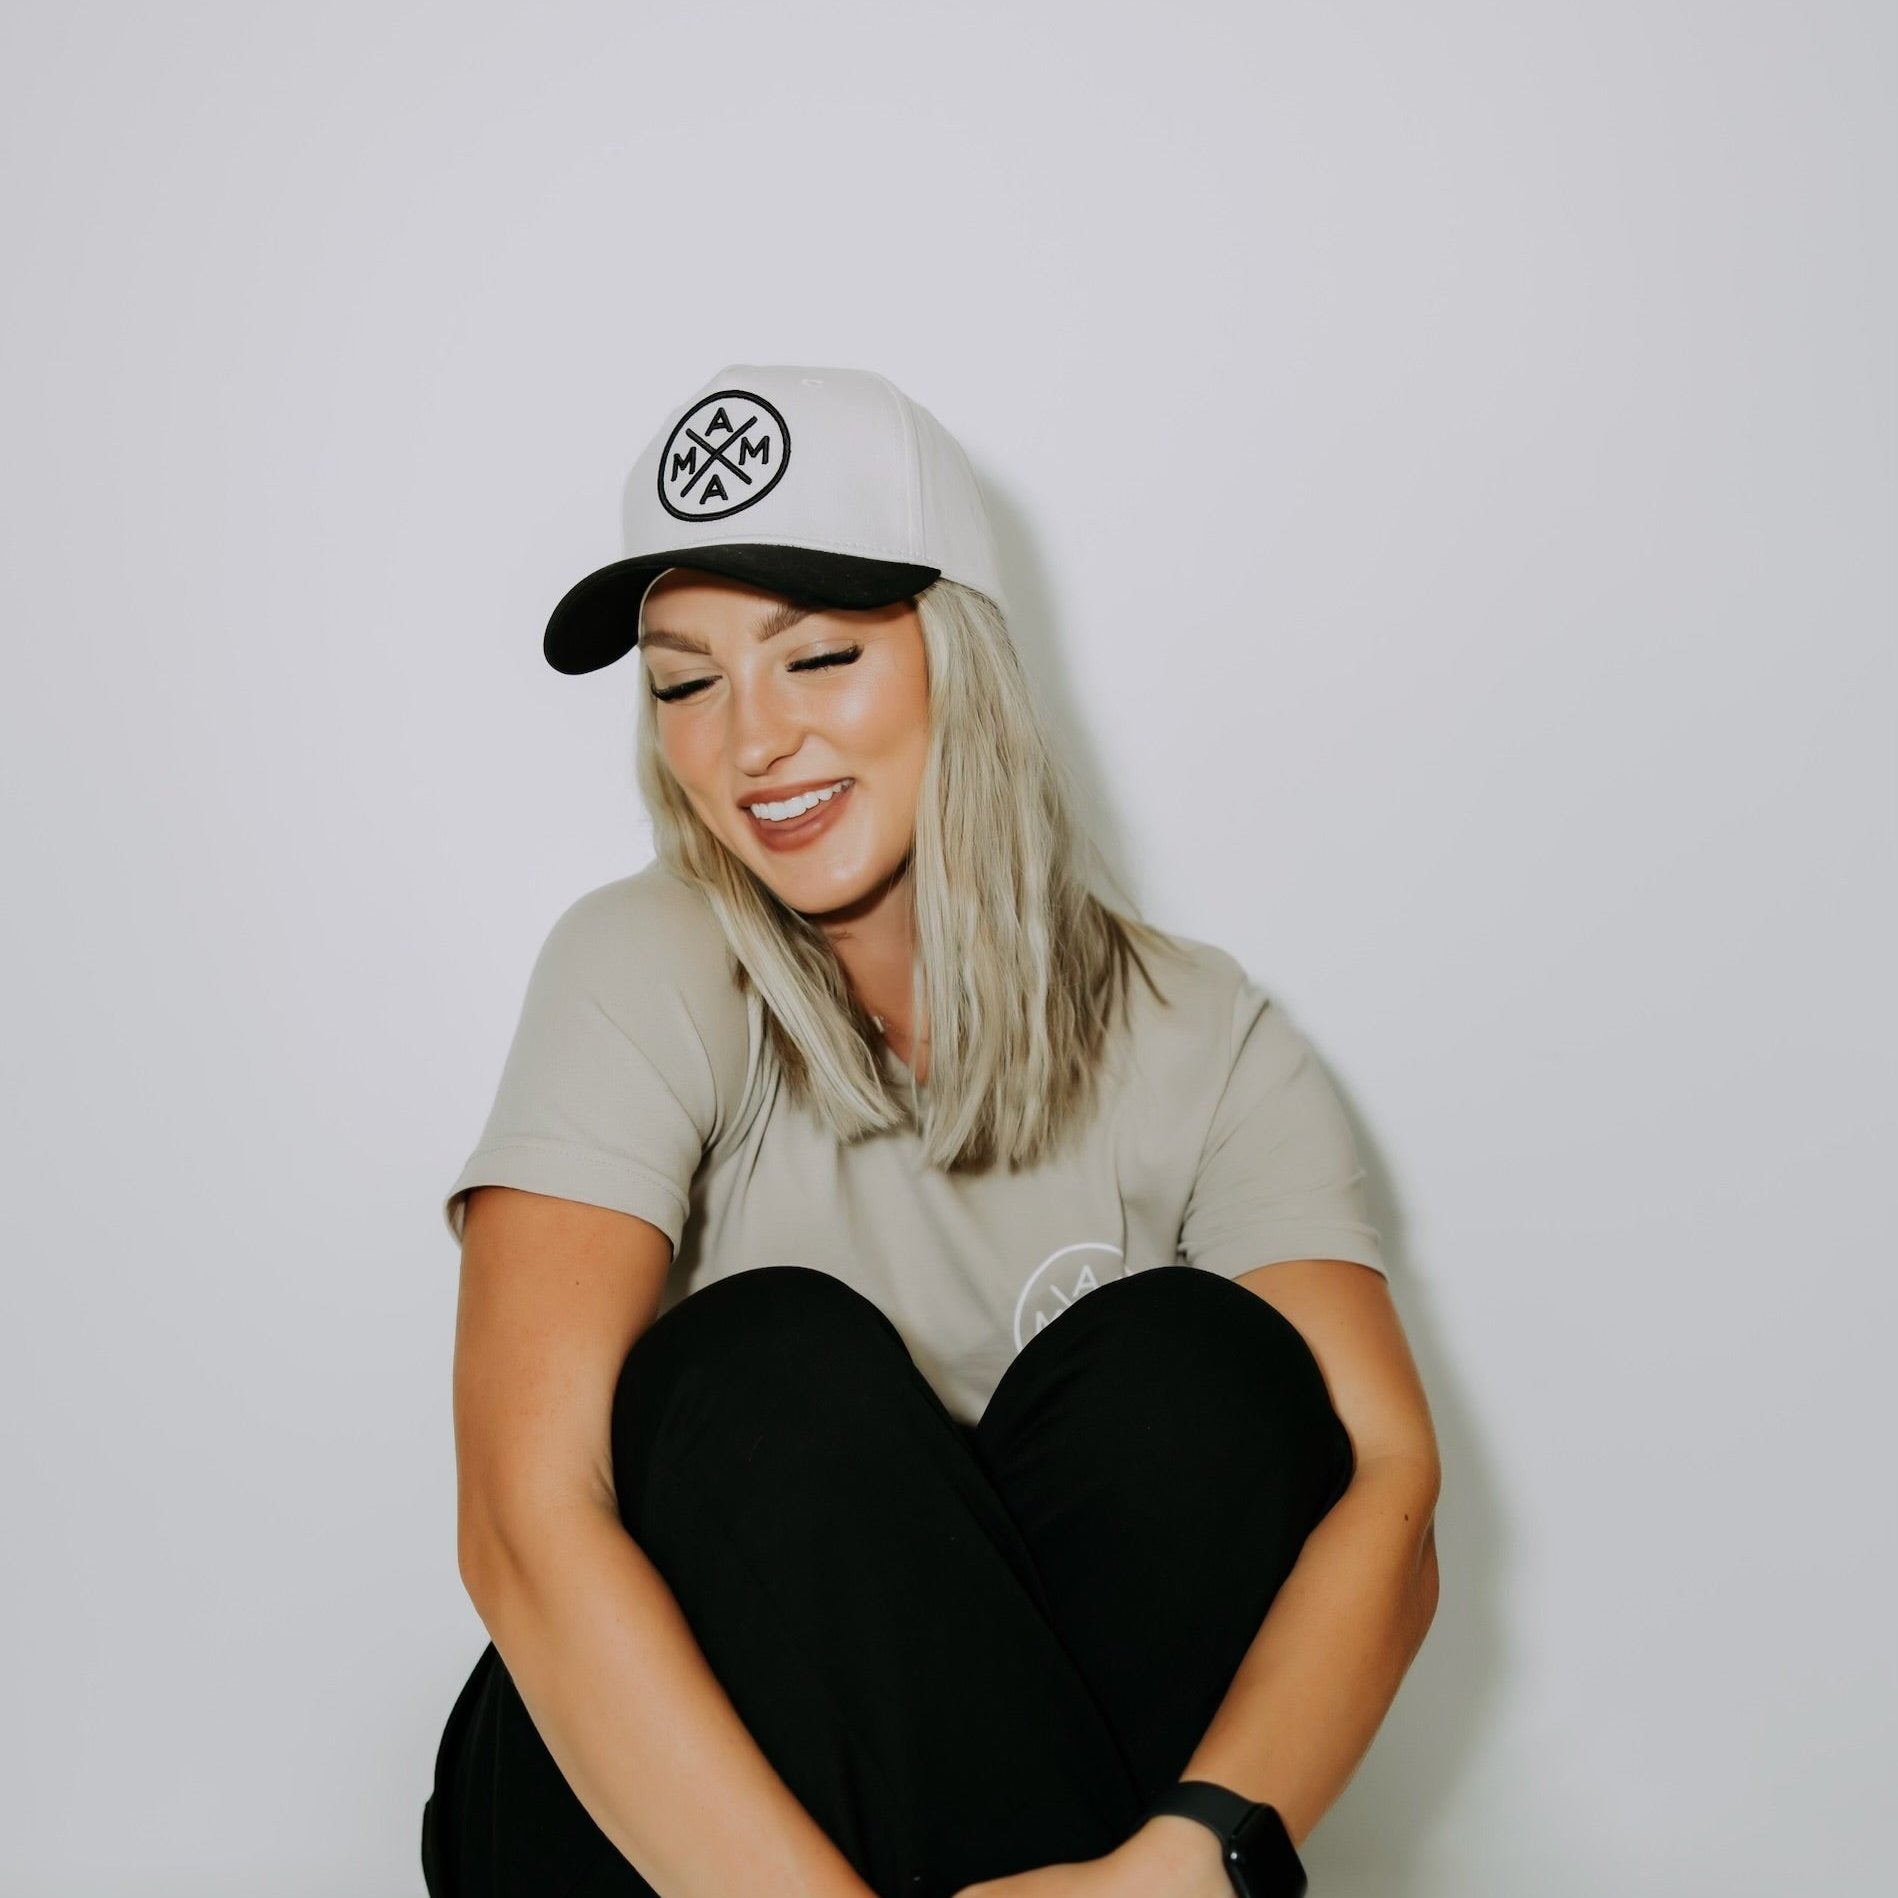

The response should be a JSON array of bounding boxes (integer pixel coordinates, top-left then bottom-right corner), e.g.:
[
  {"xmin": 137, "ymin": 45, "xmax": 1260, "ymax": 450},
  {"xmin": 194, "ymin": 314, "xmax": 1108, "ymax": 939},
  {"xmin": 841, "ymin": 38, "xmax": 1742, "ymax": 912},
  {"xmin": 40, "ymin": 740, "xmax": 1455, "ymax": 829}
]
[{"xmin": 1143, "ymin": 1779, "xmax": 1307, "ymax": 1898}]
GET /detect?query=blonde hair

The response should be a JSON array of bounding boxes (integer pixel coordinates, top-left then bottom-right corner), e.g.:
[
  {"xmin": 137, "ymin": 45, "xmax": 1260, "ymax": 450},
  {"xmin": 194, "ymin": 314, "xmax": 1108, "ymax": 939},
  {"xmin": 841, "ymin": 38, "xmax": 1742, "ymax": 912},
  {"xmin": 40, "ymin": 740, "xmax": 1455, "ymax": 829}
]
[{"xmin": 632, "ymin": 577, "xmax": 1191, "ymax": 1172}]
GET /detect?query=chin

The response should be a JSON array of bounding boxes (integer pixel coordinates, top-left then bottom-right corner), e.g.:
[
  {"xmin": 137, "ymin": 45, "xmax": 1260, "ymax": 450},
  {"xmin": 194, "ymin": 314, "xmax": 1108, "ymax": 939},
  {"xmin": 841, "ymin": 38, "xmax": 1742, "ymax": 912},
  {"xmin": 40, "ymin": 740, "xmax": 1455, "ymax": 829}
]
[{"xmin": 761, "ymin": 852, "xmax": 906, "ymax": 919}]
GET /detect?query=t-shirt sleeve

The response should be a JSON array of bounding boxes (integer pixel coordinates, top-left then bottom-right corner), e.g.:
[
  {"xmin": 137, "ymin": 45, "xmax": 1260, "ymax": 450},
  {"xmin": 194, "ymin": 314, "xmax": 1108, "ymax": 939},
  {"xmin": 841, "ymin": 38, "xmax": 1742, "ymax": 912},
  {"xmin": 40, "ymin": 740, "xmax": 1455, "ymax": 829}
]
[
  {"xmin": 441, "ymin": 873, "xmax": 749, "ymax": 1254},
  {"xmin": 1177, "ymin": 969, "xmax": 1387, "ymax": 1280}
]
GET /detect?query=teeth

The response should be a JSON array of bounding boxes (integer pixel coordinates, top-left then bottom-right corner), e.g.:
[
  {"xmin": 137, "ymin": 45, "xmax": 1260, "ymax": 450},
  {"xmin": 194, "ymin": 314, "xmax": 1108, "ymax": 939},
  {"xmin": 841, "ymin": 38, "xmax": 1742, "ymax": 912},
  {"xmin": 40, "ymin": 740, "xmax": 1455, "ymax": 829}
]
[{"xmin": 751, "ymin": 779, "xmax": 850, "ymax": 823}]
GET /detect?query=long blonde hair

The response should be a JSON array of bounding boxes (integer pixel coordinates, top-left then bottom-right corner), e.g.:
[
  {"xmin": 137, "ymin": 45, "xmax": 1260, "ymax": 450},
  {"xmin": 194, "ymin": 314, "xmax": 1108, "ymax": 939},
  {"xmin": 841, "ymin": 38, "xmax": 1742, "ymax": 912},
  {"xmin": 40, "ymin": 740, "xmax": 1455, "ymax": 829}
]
[{"xmin": 633, "ymin": 577, "xmax": 1190, "ymax": 1172}]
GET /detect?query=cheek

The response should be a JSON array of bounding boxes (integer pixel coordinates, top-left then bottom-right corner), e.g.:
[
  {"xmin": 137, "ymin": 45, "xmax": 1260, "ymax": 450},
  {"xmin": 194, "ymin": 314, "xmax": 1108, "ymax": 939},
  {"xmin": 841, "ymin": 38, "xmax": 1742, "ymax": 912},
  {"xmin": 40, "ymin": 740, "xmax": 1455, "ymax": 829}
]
[
  {"xmin": 657, "ymin": 720, "xmax": 719, "ymax": 801},
  {"xmin": 838, "ymin": 655, "xmax": 929, "ymax": 761}
]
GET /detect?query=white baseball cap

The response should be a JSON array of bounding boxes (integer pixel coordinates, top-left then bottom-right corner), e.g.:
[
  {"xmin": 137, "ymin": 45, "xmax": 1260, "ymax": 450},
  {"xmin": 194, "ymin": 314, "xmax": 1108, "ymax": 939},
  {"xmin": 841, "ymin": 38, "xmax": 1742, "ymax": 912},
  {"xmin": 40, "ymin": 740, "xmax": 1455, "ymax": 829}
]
[{"xmin": 543, "ymin": 363, "xmax": 1008, "ymax": 674}]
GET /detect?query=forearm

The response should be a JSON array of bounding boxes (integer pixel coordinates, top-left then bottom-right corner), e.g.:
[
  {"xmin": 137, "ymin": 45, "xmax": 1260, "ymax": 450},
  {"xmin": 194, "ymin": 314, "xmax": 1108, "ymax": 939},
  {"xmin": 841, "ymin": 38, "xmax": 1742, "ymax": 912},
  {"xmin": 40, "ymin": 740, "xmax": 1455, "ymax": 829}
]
[
  {"xmin": 1124, "ymin": 1452, "xmax": 1440, "ymax": 1883},
  {"xmin": 463, "ymin": 1499, "xmax": 875, "ymax": 1898}
]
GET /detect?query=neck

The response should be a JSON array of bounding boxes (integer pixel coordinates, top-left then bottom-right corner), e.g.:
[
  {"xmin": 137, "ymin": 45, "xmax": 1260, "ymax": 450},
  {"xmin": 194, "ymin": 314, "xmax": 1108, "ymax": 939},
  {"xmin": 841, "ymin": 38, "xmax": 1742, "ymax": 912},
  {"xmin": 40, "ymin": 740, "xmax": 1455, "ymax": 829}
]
[{"xmin": 811, "ymin": 857, "xmax": 925, "ymax": 1050}]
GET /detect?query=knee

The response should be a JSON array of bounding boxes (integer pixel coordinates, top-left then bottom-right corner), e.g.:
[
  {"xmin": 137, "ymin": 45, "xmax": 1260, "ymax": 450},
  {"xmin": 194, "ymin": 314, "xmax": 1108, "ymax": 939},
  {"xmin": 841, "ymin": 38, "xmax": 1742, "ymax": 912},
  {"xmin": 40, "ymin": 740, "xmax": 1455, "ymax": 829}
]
[
  {"xmin": 623, "ymin": 1264, "xmax": 897, "ymax": 1389},
  {"xmin": 1083, "ymin": 1262, "xmax": 1310, "ymax": 1368},
  {"xmin": 1090, "ymin": 1266, "xmax": 1351, "ymax": 1478},
  {"xmin": 610, "ymin": 1266, "xmax": 909, "ymax": 1514}
]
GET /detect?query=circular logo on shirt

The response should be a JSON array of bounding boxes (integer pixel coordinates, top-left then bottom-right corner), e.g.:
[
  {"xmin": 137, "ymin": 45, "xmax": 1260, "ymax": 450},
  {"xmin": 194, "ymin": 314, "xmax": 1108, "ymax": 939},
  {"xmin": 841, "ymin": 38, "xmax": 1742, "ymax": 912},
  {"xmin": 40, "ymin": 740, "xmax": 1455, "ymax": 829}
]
[
  {"xmin": 656, "ymin": 388, "xmax": 792, "ymax": 521},
  {"xmin": 1011, "ymin": 1242, "xmax": 1134, "ymax": 1352}
]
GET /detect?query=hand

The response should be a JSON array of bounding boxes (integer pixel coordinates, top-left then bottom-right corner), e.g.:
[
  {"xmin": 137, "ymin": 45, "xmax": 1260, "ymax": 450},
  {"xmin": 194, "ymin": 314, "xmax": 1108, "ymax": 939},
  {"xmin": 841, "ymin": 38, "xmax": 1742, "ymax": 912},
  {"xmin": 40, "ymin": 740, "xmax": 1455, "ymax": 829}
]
[
  {"xmin": 949, "ymin": 1816, "xmax": 1230, "ymax": 1898},
  {"xmin": 950, "ymin": 1855, "xmax": 1126, "ymax": 1898}
]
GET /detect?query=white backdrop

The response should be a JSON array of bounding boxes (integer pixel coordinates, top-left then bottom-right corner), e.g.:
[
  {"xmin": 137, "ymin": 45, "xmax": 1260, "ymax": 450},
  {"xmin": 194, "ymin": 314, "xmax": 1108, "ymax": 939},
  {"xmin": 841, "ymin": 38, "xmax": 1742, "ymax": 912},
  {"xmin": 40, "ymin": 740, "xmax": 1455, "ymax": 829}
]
[{"xmin": 2, "ymin": 3, "xmax": 1891, "ymax": 1893}]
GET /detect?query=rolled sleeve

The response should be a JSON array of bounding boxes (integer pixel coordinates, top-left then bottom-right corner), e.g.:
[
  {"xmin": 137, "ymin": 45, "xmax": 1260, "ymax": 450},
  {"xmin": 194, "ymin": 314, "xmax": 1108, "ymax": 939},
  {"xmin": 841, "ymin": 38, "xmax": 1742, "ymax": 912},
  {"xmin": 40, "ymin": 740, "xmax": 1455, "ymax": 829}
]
[
  {"xmin": 1178, "ymin": 974, "xmax": 1387, "ymax": 1281},
  {"xmin": 442, "ymin": 875, "xmax": 740, "ymax": 1251}
]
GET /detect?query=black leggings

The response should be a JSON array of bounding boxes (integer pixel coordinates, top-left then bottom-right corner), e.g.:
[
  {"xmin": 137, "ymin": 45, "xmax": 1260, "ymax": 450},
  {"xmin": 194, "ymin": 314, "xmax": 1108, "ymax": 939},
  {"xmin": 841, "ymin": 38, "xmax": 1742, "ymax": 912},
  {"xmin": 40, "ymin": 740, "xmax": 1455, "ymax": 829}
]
[{"xmin": 421, "ymin": 1261, "xmax": 1354, "ymax": 1898}]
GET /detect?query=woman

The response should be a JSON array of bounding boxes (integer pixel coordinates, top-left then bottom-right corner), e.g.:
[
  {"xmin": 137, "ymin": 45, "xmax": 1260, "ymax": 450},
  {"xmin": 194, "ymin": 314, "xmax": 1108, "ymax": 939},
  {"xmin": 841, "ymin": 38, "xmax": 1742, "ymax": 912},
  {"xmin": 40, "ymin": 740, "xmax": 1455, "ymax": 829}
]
[{"xmin": 422, "ymin": 365, "xmax": 1440, "ymax": 1898}]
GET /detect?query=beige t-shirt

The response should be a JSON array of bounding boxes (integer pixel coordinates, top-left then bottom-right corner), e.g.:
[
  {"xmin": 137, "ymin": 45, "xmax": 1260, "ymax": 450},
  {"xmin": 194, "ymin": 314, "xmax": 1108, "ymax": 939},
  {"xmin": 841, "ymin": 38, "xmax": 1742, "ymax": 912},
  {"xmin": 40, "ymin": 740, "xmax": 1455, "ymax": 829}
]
[{"xmin": 444, "ymin": 860, "xmax": 1386, "ymax": 1425}]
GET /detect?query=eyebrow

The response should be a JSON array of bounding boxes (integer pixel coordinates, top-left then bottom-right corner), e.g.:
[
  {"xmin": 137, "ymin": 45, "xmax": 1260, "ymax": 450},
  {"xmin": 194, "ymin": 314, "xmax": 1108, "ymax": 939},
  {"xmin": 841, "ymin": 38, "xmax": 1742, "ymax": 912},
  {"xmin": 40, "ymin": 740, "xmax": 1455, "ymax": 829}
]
[{"xmin": 639, "ymin": 598, "xmax": 816, "ymax": 656}]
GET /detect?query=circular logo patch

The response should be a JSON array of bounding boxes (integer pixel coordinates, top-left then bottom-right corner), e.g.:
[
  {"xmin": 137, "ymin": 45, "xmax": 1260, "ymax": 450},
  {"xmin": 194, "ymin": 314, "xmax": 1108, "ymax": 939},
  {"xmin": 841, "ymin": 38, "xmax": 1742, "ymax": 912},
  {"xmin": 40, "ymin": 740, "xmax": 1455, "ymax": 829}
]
[
  {"xmin": 656, "ymin": 388, "xmax": 791, "ymax": 522},
  {"xmin": 1011, "ymin": 1242, "xmax": 1133, "ymax": 1352}
]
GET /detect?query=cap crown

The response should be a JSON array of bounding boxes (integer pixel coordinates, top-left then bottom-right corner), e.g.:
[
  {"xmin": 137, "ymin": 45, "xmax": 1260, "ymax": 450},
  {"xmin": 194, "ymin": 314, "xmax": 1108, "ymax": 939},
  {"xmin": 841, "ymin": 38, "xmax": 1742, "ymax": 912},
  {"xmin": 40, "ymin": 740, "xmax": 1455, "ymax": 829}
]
[{"xmin": 624, "ymin": 364, "xmax": 1007, "ymax": 615}]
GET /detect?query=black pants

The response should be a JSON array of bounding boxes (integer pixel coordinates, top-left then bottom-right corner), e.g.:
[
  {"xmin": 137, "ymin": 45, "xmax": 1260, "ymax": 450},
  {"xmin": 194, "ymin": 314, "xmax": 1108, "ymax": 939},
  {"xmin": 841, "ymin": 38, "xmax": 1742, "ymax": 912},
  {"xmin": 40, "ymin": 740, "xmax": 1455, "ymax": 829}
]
[{"xmin": 421, "ymin": 1262, "xmax": 1354, "ymax": 1898}]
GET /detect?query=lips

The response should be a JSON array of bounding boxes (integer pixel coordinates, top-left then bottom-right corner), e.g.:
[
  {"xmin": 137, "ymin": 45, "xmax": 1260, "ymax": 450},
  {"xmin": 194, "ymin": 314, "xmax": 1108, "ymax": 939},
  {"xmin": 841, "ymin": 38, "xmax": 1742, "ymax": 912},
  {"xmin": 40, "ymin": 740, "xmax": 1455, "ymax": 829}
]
[
  {"xmin": 743, "ymin": 777, "xmax": 855, "ymax": 852},
  {"xmin": 739, "ymin": 775, "xmax": 853, "ymax": 817}
]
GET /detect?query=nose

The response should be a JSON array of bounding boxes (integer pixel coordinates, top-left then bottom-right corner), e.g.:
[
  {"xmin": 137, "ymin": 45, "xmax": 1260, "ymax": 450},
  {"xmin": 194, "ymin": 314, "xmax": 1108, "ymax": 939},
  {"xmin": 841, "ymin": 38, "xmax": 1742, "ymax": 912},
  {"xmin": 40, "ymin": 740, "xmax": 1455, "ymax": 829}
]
[{"xmin": 727, "ymin": 668, "xmax": 806, "ymax": 779}]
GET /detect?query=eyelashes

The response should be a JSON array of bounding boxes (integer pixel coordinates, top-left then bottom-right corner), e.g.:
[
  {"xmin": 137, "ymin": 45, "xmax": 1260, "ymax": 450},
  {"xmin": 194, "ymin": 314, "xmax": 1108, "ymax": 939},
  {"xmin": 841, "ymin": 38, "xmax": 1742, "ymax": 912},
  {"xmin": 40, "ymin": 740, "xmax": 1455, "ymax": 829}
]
[{"xmin": 648, "ymin": 644, "xmax": 864, "ymax": 704}]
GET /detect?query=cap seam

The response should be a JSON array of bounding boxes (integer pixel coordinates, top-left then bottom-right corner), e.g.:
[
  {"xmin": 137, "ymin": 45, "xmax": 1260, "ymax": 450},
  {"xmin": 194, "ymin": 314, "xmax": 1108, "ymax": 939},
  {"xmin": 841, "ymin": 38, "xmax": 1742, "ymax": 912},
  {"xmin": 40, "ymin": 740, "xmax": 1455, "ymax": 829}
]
[
  {"xmin": 867, "ymin": 369, "xmax": 925, "ymax": 562},
  {"xmin": 611, "ymin": 531, "xmax": 936, "ymax": 565}
]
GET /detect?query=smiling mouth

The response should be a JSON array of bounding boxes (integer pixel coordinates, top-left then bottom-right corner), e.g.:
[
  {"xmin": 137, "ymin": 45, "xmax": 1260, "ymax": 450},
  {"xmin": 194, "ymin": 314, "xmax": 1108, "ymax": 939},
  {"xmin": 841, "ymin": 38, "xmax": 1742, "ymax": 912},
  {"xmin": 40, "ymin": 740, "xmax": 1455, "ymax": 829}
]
[
  {"xmin": 742, "ymin": 777, "xmax": 856, "ymax": 843},
  {"xmin": 744, "ymin": 778, "xmax": 853, "ymax": 824}
]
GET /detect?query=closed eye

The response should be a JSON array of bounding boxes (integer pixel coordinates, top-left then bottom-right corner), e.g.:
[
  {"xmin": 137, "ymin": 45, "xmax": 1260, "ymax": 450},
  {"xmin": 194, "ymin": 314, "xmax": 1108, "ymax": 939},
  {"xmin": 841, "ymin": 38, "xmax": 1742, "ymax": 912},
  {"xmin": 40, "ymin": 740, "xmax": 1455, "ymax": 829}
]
[
  {"xmin": 649, "ymin": 644, "xmax": 863, "ymax": 704},
  {"xmin": 791, "ymin": 646, "xmax": 863, "ymax": 677}
]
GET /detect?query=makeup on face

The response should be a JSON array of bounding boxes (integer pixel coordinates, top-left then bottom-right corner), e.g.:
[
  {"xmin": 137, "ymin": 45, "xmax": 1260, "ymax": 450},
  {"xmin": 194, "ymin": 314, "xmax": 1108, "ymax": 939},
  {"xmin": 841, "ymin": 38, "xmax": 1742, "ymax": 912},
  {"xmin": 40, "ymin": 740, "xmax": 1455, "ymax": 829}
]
[{"xmin": 643, "ymin": 577, "xmax": 926, "ymax": 901}]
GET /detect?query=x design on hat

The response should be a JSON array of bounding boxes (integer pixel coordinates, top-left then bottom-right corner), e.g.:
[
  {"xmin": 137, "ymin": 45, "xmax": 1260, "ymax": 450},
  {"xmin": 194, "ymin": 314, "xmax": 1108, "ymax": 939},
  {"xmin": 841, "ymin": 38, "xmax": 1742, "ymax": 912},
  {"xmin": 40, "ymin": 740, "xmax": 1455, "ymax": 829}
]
[{"xmin": 544, "ymin": 364, "xmax": 1007, "ymax": 674}]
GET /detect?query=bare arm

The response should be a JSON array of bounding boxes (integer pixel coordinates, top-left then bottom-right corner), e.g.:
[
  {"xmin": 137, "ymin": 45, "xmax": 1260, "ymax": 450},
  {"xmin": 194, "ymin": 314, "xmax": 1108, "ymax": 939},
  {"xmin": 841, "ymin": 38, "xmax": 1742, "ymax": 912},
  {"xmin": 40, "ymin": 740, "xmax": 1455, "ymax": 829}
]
[
  {"xmin": 454, "ymin": 1184, "xmax": 876, "ymax": 1898},
  {"xmin": 1115, "ymin": 1258, "xmax": 1441, "ymax": 1894}
]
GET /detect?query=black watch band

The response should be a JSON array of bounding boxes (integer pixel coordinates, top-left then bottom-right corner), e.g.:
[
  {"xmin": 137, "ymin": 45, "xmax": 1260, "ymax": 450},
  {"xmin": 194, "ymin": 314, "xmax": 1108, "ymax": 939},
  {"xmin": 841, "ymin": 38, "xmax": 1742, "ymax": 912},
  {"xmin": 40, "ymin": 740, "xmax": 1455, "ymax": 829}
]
[{"xmin": 1143, "ymin": 1779, "xmax": 1307, "ymax": 1898}]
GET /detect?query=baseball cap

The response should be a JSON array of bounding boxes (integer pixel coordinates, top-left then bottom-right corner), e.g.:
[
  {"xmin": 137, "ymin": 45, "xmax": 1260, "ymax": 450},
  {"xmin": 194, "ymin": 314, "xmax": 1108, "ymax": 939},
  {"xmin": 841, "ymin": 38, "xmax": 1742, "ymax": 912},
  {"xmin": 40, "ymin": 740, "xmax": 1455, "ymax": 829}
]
[{"xmin": 543, "ymin": 363, "xmax": 1008, "ymax": 674}]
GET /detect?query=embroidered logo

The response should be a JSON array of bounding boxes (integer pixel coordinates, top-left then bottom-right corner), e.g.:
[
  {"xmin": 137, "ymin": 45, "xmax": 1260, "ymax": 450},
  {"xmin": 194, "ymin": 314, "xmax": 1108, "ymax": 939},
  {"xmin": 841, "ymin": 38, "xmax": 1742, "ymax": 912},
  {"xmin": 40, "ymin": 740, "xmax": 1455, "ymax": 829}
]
[
  {"xmin": 1011, "ymin": 1241, "xmax": 1135, "ymax": 1352},
  {"xmin": 656, "ymin": 388, "xmax": 791, "ymax": 522}
]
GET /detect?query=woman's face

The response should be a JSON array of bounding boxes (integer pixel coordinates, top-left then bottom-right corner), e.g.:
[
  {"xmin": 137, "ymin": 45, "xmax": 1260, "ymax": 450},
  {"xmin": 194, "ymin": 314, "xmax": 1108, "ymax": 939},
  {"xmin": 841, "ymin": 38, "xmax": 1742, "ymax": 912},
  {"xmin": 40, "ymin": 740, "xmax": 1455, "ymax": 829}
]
[{"xmin": 639, "ymin": 568, "xmax": 931, "ymax": 919}]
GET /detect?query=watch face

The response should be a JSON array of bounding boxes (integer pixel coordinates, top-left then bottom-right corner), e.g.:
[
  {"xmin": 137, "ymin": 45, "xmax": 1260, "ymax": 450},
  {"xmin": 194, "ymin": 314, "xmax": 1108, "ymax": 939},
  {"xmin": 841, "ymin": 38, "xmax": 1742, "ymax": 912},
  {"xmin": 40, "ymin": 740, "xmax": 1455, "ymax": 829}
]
[{"xmin": 1229, "ymin": 1804, "xmax": 1307, "ymax": 1898}]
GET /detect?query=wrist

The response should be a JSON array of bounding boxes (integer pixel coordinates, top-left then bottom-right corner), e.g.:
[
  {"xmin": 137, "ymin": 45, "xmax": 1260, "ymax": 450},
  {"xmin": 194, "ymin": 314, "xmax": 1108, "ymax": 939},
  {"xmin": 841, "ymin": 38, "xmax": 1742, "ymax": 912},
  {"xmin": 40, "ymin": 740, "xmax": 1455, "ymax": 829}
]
[{"xmin": 1110, "ymin": 1814, "xmax": 1234, "ymax": 1898}]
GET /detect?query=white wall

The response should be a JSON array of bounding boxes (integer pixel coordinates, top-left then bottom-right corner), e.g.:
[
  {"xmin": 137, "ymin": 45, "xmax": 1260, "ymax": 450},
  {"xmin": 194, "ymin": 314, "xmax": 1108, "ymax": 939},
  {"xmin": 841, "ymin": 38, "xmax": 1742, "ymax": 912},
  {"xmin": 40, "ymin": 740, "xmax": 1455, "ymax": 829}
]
[{"xmin": 2, "ymin": 3, "xmax": 1890, "ymax": 1892}]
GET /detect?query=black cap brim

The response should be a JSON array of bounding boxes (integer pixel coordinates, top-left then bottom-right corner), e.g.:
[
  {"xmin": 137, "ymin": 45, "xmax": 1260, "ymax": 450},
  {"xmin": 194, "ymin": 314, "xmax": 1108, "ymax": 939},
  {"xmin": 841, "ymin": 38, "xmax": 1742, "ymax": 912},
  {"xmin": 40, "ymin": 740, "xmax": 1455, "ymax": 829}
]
[{"xmin": 543, "ymin": 543, "xmax": 941, "ymax": 675}]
